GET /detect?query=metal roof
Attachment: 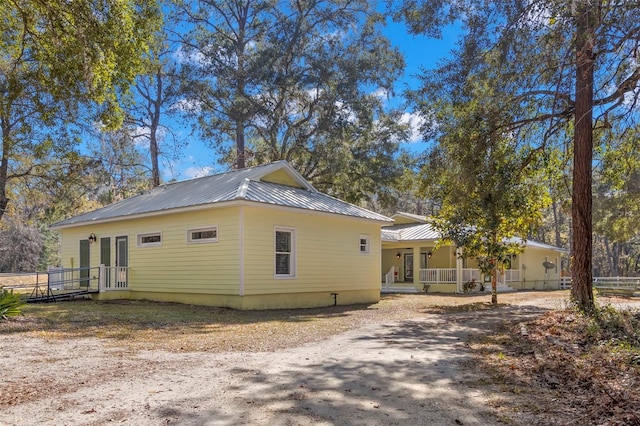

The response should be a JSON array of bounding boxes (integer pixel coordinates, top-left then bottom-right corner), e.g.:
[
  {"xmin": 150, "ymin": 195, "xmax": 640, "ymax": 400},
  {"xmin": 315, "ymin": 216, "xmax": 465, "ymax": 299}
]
[
  {"xmin": 383, "ymin": 223, "xmax": 567, "ymax": 253},
  {"xmin": 51, "ymin": 161, "xmax": 391, "ymax": 228},
  {"xmin": 391, "ymin": 212, "xmax": 428, "ymax": 223},
  {"xmin": 382, "ymin": 223, "xmax": 440, "ymax": 242}
]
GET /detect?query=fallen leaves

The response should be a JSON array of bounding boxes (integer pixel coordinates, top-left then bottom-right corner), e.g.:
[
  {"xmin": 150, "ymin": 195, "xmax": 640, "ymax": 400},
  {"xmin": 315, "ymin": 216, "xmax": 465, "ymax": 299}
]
[{"xmin": 469, "ymin": 307, "xmax": 640, "ymax": 425}]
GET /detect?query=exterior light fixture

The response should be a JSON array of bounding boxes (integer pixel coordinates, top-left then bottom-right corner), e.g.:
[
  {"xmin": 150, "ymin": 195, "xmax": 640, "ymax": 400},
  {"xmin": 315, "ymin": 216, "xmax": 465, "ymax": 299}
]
[
  {"xmin": 427, "ymin": 251, "xmax": 432, "ymax": 259},
  {"xmin": 88, "ymin": 233, "xmax": 97, "ymax": 244},
  {"xmin": 396, "ymin": 252, "xmax": 401, "ymax": 259}
]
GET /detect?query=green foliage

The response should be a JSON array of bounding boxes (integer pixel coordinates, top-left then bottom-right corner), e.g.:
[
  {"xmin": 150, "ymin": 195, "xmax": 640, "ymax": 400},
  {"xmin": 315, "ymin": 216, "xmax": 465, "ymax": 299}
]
[
  {"xmin": 177, "ymin": 0, "xmax": 406, "ymax": 203},
  {"xmin": 415, "ymin": 68, "xmax": 550, "ymax": 303},
  {"xmin": 594, "ymin": 126, "xmax": 640, "ymax": 243},
  {"xmin": 584, "ymin": 305, "xmax": 640, "ymax": 353},
  {"xmin": 0, "ymin": 287, "xmax": 25, "ymax": 320},
  {"xmin": 392, "ymin": 0, "xmax": 640, "ymax": 310},
  {"xmin": 0, "ymin": 0, "xmax": 162, "ymax": 223}
]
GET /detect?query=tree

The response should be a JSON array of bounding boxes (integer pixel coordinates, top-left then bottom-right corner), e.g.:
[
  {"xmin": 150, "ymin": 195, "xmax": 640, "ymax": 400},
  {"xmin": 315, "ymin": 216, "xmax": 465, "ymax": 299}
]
[
  {"xmin": 392, "ymin": 0, "xmax": 640, "ymax": 311},
  {"xmin": 128, "ymin": 24, "xmax": 184, "ymax": 187},
  {"xmin": 418, "ymin": 78, "xmax": 549, "ymax": 304},
  {"xmin": 0, "ymin": 218, "xmax": 43, "ymax": 273},
  {"xmin": 88, "ymin": 126, "xmax": 151, "ymax": 205},
  {"xmin": 593, "ymin": 125, "xmax": 640, "ymax": 276},
  {"xmin": 177, "ymin": 0, "xmax": 407, "ymax": 202},
  {"xmin": 0, "ymin": 0, "xmax": 161, "ymax": 223}
]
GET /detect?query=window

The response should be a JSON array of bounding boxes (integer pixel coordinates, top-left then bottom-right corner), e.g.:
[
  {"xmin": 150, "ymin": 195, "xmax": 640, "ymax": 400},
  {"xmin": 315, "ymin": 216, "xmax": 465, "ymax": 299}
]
[
  {"xmin": 359, "ymin": 234, "xmax": 371, "ymax": 255},
  {"xmin": 275, "ymin": 227, "xmax": 295, "ymax": 278},
  {"xmin": 187, "ymin": 226, "xmax": 218, "ymax": 244},
  {"xmin": 137, "ymin": 232, "xmax": 162, "ymax": 247}
]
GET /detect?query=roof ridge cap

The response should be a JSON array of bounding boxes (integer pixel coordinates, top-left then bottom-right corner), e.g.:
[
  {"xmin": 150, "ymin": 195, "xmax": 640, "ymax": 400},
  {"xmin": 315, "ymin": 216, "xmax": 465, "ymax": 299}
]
[{"xmin": 235, "ymin": 178, "xmax": 250, "ymax": 199}]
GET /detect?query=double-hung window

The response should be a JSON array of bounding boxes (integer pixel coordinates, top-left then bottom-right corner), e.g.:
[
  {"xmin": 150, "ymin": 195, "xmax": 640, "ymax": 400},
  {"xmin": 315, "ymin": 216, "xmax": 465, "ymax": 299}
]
[
  {"xmin": 275, "ymin": 227, "xmax": 295, "ymax": 278},
  {"xmin": 359, "ymin": 234, "xmax": 371, "ymax": 255}
]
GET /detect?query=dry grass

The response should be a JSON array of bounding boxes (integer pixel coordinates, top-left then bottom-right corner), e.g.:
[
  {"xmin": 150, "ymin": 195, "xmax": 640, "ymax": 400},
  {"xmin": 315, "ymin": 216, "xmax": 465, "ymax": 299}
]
[
  {"xmin": 1, "ymin": 291, "xmax": 569, "ymax": 352},
  {"xmin": 467, "ymin": 304, "xmax": 640, "ymax": 426},
  {"xmin": 0, "ymin": 273, "xmax": 44, "ymax": 289}
]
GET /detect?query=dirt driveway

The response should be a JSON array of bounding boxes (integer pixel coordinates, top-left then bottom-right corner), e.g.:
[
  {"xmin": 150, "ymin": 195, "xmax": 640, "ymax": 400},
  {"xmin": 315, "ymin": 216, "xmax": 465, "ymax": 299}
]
[{"xmin": 2, "ymin": 293, "xmax": 637, "ymax": 425}]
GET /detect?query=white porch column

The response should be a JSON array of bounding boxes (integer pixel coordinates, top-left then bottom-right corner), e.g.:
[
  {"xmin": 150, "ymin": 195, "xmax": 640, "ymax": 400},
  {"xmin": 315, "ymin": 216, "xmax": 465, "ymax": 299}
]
[
  {"xmin": 413, "ymin": 245, "xmax": 421, "ymax": 288},
  {"xmin": 98, "ymin": 264, "xmax": 105, "ymax": 292},
  {"xmin": 455, "ymin": 248, "xmax": 463, "ymax": 293}
]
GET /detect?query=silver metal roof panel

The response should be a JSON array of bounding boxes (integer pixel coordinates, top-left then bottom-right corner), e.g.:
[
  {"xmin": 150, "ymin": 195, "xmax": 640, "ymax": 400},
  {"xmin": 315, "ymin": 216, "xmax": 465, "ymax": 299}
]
[{"xmin": 51, "ymin": 161, "xmax": 391, "ymax": 228}]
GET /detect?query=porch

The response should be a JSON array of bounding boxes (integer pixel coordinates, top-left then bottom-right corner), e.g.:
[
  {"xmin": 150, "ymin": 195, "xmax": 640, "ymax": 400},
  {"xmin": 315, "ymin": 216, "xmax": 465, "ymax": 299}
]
[
  {"xmin": 381, "ymin": 242, "xmax": 524, "ymax": 293},
  {"xmin": 381, "ymin": 265, "xmax": 521, "ymax": 293}
]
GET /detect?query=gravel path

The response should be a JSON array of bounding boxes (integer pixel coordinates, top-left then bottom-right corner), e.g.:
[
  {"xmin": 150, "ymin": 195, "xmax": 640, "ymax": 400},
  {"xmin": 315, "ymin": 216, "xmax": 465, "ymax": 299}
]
[{"xmin": 1, "ymin": 304, "xmax": 563, "ymax": 426}]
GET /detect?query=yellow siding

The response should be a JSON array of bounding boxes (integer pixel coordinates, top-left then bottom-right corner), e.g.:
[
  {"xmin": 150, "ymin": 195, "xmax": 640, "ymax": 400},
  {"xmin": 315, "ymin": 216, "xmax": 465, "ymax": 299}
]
[
  {"xmin": 92, "ymin": 289, "xmax": 379, "ymax": 309},
  {"xmin": 260, "ymin": 169, "xmax": 304, "ymax": 187},
  {"xmin": 59, "ymin": 207, "xmax": 241, "ymax": 295},
  {"xmin": 58, "ymin": 203, "xmax": 384, "ymax": 308},
  {"xmin": 519, "ymin": 248, "xmax": 562, "ymax": 289},
  {"xmin": 242, "ymin": 206, "xmax": 382, "ymax": 297}
]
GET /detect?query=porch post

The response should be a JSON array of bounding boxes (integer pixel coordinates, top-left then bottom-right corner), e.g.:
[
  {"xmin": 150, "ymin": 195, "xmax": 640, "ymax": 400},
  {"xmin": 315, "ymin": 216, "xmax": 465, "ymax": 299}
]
[
  {"xmin": 99, "ymin": 264, "xmax": 105, "ymax": 293},
  {"xmin": 413, "ymin": 245, "xmax": 421, "ymax": 288},
  {"xmin": 455, "ymin": 247, "xmax": 463, "ymax": 293}
]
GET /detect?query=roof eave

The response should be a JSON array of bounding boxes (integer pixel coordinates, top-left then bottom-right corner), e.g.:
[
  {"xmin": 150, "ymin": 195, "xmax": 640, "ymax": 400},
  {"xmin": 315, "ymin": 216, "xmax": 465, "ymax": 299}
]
[{"xmin": 50, "ymin": 198, "xmax": 392, "ymax": 230}]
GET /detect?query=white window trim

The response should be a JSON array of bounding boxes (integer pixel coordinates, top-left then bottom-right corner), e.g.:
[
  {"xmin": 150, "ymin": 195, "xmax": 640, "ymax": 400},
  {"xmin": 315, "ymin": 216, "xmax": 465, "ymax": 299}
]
[
  {"xmin": 359, "ymin": 234, "xmax": 371, "ymax": 255},
  {"xmin": 274, "ymin": 226, "xmax": 296, "ymax": 279},
  {"xmin": 187, "ymin": 226, "xmax": 219, "ymax": 244},
  {"xmin": 137, "ymin": 231, "xmax": 162, "ymax": 247}
]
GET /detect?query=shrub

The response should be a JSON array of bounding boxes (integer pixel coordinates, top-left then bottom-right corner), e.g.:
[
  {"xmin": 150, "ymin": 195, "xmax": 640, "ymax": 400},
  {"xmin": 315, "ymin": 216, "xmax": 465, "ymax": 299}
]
[{"xmin": 0, "ymin": 287, "xmax": 25, "ymax": 320}]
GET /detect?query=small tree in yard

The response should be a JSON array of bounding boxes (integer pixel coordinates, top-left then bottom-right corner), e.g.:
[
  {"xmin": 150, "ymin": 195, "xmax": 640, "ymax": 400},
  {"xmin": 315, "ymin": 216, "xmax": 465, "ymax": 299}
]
[{"xmin": 422, "ymin": 83, "xmax": 549, "ymax": 304}]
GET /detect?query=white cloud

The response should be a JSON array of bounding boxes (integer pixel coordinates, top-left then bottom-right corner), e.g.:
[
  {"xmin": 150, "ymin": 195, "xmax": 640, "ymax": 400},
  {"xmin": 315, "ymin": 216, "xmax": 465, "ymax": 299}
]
[
  {"xmin": 398, "ymin": 112, "xmax": 426, "ymax": 143},
  {"xmin": 174, "ymin": 45, "xmax": 208, "ymax": 66},
  {"xmin": 371, "ymin": 87, "xmax": 389, "ymax": 100},
  {"xmin": 184, "ymin": 166, "xmax": 213, "ymax": 179},
  {"xmin": 172, "ymin": 98, "xmax": 203, "ymax": 114}
]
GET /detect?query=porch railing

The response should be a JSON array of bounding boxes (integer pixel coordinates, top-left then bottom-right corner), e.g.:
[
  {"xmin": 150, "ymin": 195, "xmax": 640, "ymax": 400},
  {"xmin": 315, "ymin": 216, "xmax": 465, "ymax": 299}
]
[
  {"xmin": 420, "ymin": 268, "xmax": 457, "ymax": 283},
  {"xmin": 100, "ymin": 265, "xmax": 129, "ymax": 291},
  {"xmin": 502, "ymin": 269, "xmax": 520, "ymax": 282},
  {"xmin": 383, "ymin": 266, "xmax": 395, "ymax": 288},
  {"xmin": 419, "ymin": 268, "xmax": 518, "ymax": 284},
  {"xmin": 48, "ymin": 267, "xmax": 100, "ymax": 291},
  {"xmin": 461, "ymin": 268, "xmax": 481, "ymax": 283}
]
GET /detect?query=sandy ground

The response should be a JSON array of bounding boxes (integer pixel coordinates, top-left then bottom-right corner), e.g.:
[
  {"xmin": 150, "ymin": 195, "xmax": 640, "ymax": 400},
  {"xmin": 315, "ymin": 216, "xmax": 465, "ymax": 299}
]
[{"xmin": 2, "ymin": 296, "xmax": 638, "ymax": 426}]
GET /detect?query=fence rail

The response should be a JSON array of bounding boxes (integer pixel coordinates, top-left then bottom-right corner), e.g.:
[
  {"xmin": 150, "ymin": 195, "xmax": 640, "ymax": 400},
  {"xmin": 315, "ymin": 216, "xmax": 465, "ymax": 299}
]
[{"xmin": 559, "ymin": 276, "xmax": 640, "ymax": 290}]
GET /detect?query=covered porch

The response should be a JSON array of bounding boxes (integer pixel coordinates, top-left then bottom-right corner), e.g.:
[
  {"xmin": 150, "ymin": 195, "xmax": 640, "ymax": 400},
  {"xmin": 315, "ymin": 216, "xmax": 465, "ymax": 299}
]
[
  {"xmin": 380, "ymin": 213, "xmax": 521, "ymax": 294},
  {"xmin": 381, "ymin": 245, "xmax": 521, "ymax": 294}
]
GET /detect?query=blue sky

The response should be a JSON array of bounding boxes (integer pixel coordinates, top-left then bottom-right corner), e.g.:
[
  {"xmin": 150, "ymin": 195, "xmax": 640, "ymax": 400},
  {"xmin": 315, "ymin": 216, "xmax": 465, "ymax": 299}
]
[{"xmin": 164, "ymin": 15, "xmax": 460, "ymax": 181}]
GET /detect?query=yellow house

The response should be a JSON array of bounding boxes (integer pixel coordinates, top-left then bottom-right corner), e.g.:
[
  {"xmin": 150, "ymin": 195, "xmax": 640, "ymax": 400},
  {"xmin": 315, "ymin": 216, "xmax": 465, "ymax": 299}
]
[
  {"xmin": 381, "ymin": 212, "xmax": 568, "ymax": 293},
  {"xmin": 50, "ymin": 161, "xmax": 392, "ymax": 309}
]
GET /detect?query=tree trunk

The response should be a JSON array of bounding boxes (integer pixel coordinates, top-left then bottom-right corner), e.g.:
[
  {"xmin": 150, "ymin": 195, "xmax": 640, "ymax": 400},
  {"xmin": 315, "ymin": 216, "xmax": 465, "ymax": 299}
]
[
  {"xmin": 491, "ymin": 263, "xmax": 497, "ymax": 305},
  {"xmin": 236, "ymin": 120, "xmax": 245, "ymax": 169},
  {"xmin": 0, "ymin": 124, "xmax": 11, "ymax": 223},
  {"xmin": 571, "ymin": 2, "xmax": 596, "ymax": 311},
  {"xmin": 149, "ymin": 70, "xmax": 162, "ymax": 187}
]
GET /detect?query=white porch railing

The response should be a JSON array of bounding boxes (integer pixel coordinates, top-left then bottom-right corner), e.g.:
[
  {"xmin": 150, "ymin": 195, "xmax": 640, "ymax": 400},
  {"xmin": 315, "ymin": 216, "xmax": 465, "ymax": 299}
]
[
  {"xmin": 420, "ymin": 268, "xmax": 457, "ymax": 283},
  {"xmin": 502, "ymin": 269, "xmax": 520, "ymax": 282},
  {"xmin": 383, "ymin": 266, "xmax": 395, "ymax": 288},
  {"xmin": 462, "ymin": 268, "xmax": 481, "ymax": 283},
  {"xmin": 419, "ymin": 268, "xmax": 518, "ymax": 284},
  {"xmin": 99, "ymin": 265, "xmax": 129, "ymax": 291}
]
